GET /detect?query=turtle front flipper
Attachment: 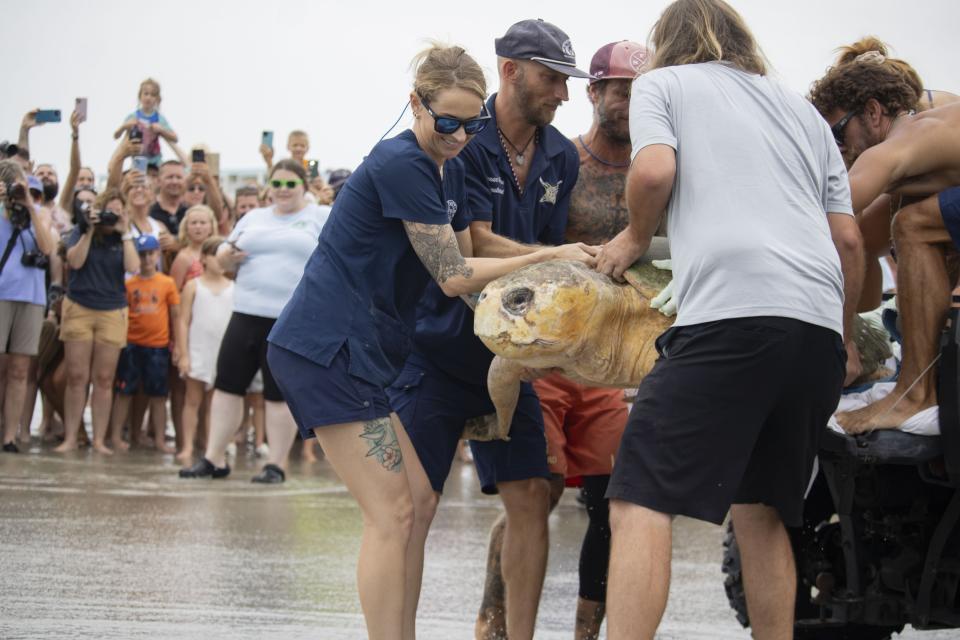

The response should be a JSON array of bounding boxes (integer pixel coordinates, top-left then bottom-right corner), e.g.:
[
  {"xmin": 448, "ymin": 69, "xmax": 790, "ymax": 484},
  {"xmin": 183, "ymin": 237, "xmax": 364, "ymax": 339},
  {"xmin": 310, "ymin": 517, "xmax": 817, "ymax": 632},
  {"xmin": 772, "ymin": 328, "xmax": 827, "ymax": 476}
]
[{"xmin": 476, "ymin": 356, "xmax": 527, "ymax": 441}]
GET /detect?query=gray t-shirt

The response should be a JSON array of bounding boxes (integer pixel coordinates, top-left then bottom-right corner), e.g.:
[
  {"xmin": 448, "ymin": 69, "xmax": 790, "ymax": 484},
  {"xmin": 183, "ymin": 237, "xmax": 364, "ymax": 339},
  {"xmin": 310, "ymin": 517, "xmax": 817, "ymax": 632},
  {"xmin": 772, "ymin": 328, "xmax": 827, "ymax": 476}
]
[{"xmin": 629, "ymin": 62, "xmax": 853, "ymax": 336}]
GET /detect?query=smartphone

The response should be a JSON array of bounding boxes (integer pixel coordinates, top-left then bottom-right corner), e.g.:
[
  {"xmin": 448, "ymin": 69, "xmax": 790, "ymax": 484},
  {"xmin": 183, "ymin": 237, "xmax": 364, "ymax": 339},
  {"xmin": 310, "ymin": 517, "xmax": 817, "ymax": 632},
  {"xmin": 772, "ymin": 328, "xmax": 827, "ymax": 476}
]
[
  {"xmin": 307, "ymin": 160, "xmax": 319, "ymax": 179},
  {"xmin": 75, "ymin": 98, "xmax": 87, "ymax": 123},
  {"xmin": 261, "ymin": 130, "xmax": 273, "ymax": 149},
  {"xmin": 132, "ymin": 156, "xmax": 148, "ymax": 173},
  {"xmin": 36, "ymin": 109, "xmax": 62, "ymax": 124},
  {"xmin": 129, "ymin": 125, "xmax": 143, "ymax": 142},
  {"xmin": 191, "ymin": 148, "xmax": 206, "ymax": 163},
  {"xmin": 207, "ymin": 152, "xmax": 220, "ymax": 177}
]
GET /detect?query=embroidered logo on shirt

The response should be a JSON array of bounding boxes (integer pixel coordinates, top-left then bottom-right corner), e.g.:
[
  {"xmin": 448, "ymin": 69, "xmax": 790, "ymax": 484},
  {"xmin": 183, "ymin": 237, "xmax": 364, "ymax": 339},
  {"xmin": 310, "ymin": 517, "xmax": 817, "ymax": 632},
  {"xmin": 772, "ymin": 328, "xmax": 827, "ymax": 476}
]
[
  {"xmin": 539, "ymin": 178, "xmax": 562, "ymax": 205},
  {"xmin": 446, "ymin": 199, "xmax": 458, "ymax": 221}
]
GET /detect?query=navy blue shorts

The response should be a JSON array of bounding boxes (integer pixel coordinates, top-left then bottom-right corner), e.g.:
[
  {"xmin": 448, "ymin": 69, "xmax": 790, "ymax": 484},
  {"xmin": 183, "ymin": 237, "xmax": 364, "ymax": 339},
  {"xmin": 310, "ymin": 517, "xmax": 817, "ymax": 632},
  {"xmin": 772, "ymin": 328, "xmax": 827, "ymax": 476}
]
[
  {"xmin": 266, "ymin": 343, "xmax": 393, "ymax": 441},
  {"xmin": 940, "ymin": 187, "xmax": 960, "ymax": 250},
  {"xmin": 115, "ymin": 344, "xmax": 170, "ymax": 397},
  {"xmin": 387, "ymin": 353, "xmax": 549, "ymax": 494}
]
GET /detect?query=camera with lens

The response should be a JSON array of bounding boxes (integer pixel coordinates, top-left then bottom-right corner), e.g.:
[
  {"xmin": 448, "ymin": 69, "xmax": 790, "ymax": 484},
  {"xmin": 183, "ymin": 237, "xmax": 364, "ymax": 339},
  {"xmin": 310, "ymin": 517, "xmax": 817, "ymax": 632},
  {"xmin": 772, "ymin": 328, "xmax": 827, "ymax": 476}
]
[
  {"xmin": 21, "ymin": 249, "xmax": 49, "ymax": 270},
  {"xmin": 74, "ymin": 198, "xmax": 119, "ymax": 233},
  {"xmin": 4, "ymin": 182, "xmax": 31, "ymax": 231}
]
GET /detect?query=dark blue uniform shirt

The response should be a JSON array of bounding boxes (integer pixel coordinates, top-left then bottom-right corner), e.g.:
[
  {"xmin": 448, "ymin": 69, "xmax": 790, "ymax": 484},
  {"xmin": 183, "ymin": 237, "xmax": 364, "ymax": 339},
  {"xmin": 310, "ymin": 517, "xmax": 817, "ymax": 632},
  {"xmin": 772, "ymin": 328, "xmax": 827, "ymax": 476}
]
[
  {"xmin": 268, "ymin": 129, "xmax": 468, "ymax": 388},
  {"xmin": 412, "ymin": 94, "xmax": 580, "ymax": 384}
]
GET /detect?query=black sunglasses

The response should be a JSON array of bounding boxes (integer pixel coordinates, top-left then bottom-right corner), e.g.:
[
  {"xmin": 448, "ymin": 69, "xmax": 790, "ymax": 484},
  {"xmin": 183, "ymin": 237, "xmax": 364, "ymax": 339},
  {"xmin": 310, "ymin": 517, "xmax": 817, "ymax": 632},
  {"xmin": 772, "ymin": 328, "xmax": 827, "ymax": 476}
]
[
  {"xmin": 421, "ymin": 98, "xmax": 491, "ymax": 135},
  {"xmin": 831, "ymin": 109, "xmax": 859, "ymax": 146},
  {"xmin": 270, "ymin": 178, "xmax": 303, "ymax": 189}
]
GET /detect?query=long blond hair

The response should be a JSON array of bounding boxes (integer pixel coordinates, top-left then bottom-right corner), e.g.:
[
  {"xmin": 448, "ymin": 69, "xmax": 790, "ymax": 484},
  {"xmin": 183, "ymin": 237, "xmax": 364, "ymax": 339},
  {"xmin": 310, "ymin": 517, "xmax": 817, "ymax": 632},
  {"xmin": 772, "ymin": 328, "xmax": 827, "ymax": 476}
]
[{"xmin": 650, "ymin": 0, "xmax": 768, "ymax": 75}]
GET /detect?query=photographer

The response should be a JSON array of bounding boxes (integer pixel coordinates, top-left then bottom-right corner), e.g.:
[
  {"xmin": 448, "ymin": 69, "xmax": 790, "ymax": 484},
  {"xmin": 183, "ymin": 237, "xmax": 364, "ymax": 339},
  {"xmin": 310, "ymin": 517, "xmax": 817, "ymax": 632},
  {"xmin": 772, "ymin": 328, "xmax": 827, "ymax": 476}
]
[
  {"xmin": 0, "ymin": 159, "xmax": 56, "ymax": 452},
  {"xmin": 55, "ymin": 188, "xmax": 139, "ymax": 453}
]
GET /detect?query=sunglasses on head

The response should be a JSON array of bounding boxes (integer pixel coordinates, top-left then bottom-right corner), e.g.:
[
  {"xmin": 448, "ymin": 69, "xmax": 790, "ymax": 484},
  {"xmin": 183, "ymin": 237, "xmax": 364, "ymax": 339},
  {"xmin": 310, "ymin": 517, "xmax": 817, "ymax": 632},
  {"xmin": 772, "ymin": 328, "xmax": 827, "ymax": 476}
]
[
  {"xmin": 831, "ymin": 109, "xmax": 859, "ymax": 146},
  {"xmin": 270, "ymin": 178, "xmax": 303, "ymax": 189},
  {"xmin": 420, "ymin": 97, "xmax": 491, "ymax": 135}
]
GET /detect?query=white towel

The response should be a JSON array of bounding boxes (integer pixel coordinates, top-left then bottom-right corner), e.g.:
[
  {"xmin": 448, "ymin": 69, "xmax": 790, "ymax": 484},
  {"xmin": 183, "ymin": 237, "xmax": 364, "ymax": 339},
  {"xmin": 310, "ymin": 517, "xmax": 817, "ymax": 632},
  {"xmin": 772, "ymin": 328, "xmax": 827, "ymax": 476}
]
[{"xmin": 828, "ymin": 382, "xmax": 940, "ymax": 436}]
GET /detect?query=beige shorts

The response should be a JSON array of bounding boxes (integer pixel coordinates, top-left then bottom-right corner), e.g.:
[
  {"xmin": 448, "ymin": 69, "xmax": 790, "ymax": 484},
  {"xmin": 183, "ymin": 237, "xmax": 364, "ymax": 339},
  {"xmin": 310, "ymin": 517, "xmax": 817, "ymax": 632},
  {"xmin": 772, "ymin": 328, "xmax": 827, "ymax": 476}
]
[
  {"xmin": 0, "ymin": 300, "xmax": 45, "ymax": 355},
  {"xmin": 60, "ymin": 297, "xmax": 128, "ymax": 348}
]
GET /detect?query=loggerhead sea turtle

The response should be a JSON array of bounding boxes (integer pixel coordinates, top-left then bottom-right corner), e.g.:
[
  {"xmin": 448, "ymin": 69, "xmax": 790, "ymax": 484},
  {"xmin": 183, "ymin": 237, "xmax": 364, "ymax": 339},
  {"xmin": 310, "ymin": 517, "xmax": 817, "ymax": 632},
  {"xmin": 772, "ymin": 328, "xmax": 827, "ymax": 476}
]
[
  {"xmin": 471, "ymin": 258, "xmax": 673, "ymax": 440},
  {"xmin": 471, "ymin": 259, "xmax": 892, "ymax": 441}
]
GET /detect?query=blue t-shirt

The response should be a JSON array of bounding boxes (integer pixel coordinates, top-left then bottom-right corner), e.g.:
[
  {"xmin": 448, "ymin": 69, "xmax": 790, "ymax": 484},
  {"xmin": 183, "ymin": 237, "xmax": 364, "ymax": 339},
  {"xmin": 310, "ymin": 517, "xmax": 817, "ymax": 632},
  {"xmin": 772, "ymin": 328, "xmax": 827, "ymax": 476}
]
[
  {"xmin": 268, "ymin": 129, "xmax": 468, "ymax": 388},
  {"xmin": 64, "ymin": 228, "xmax": 127, "ymax": 310},
  {"xmin": 413, "ymin": 94, "xmax": 580, "ymax": 384},
  {"xmin": 0, "ymin": 212, "xmax": 46, "ymax": 306}
]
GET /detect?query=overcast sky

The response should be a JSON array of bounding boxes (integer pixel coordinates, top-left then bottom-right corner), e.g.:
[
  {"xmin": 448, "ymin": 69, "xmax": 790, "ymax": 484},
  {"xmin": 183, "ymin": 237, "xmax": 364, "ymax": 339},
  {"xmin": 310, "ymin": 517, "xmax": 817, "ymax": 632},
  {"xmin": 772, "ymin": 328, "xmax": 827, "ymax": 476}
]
[{"xmin": 4, "ymin": 0, "xmax": 957, "ymax": 182}]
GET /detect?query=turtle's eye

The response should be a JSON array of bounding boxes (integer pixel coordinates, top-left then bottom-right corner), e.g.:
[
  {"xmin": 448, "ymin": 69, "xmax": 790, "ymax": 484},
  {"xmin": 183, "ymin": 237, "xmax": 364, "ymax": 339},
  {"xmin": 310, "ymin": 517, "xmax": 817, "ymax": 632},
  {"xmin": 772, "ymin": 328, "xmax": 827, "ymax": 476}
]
[{"xmin": 502, "ymin": 287, "xmax": 534, "ymax": 316}]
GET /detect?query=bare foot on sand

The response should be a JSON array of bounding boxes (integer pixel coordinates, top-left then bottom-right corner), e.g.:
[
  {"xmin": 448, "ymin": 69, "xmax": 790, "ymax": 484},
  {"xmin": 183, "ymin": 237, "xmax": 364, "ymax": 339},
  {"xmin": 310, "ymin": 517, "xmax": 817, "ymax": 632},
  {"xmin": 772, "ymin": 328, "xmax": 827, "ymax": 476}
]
[
  {"xmin": 112, "ymin": 439, "xmax": 130, "ymax": 452},
  {"xmin": 155, "ymin": 440, "xmax": 176, "ymax": 454},
  {"xmin": 53, "ymin": 441, "xmax": 78, "ymax": 453},
  {"xmin": 92, "ymin": 442, "xmax": 114, "ymax": 455},
  {"xmin": 175, "ymin": 449, "xmax": 193, "ymax": 465}
]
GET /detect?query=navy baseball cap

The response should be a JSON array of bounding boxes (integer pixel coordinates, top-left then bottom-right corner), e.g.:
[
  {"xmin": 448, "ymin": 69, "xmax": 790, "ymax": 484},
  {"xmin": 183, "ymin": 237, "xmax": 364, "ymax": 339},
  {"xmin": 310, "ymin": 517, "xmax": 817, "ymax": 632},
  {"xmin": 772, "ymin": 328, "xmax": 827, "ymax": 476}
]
[
  {"xmin": 495, "ymin": 19, "xmax": 593, "ymax": 79},
  {"xmin": 135, "ymin": 234, "xmax": 160, "ymax": 252}
]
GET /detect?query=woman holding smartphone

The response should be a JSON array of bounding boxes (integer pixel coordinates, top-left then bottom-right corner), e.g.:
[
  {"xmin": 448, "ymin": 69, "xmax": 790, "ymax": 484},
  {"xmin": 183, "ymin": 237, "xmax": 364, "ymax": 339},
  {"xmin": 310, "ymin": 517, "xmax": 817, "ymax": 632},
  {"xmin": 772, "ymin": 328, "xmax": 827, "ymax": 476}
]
[
  {"xmin": 264, "ymin": 44, "xmax": 596, "ymax": 639},
  {"xmin": 178, "ymin": 159, "xmax": 329, "ymax": 480}
]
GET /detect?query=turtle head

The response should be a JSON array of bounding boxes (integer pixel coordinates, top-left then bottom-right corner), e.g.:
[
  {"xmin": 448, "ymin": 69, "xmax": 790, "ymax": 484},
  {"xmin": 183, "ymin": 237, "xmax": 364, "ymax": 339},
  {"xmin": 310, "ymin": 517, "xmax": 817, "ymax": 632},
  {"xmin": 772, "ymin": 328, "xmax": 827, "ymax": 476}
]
[{"xmin": 474, "ymin": 260, "xmax": 608, "ymax": 364}]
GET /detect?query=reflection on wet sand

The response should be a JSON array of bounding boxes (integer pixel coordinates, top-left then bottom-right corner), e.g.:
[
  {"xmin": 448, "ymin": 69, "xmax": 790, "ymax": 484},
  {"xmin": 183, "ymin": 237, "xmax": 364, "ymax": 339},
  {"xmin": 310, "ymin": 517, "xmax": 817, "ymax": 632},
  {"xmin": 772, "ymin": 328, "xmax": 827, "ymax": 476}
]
[{"xmin": 0, "ymin": 449, "xmax": 949, "ymax": 639}]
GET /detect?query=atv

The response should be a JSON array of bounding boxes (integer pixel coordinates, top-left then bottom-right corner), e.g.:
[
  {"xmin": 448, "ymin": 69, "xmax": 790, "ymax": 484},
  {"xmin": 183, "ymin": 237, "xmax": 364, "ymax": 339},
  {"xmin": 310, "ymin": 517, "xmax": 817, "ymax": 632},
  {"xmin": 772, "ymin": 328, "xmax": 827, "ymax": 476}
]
[{"xmin": 722, "ymin": 309, "xmax": 960, "ymax": 639}]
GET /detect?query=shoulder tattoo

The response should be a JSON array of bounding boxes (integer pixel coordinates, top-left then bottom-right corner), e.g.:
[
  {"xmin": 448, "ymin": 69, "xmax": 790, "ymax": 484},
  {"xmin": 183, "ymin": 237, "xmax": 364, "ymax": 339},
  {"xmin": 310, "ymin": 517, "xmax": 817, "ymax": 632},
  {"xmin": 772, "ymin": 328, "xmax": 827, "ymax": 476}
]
[
  {"xmin": 359, "ymin": 417, "xmax": 403, "ymax": 472},
  {"xmin": 403, "ymin": 221, "xmax": 474, "ymax": 284}
]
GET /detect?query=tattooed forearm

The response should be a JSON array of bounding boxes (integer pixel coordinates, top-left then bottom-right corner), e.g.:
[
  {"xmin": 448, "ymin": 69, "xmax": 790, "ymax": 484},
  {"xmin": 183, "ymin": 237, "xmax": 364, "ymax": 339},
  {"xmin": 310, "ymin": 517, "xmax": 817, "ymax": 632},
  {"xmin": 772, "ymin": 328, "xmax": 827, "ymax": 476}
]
[
  {"xmin": 403, "ymin": 221, "xmax": 474, "ymax": 284},
  {"xmin": 359, "ymin": 417, "xmax": 403, "ymax": 472}
]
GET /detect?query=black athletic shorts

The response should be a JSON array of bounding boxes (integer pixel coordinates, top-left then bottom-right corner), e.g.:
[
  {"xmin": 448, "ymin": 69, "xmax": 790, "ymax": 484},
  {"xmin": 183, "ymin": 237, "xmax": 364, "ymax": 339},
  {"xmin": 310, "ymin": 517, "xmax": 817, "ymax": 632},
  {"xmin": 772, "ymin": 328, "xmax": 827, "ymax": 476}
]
[
  {"xmin": 607, "ymin": 316, "xmax": 845, "ymax": 527},
  {"xmin": 214, "ymin": 312, "xmax": 283, "ymax": 402}
]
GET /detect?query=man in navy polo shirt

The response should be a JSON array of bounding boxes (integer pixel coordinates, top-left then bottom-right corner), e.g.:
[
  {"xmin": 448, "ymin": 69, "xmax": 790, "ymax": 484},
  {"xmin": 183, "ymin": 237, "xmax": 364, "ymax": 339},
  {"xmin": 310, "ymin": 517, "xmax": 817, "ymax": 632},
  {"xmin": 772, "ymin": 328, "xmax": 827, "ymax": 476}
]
[{"xmin": 387, "ymin": 18, "xmax": 592, "ymax": 640}]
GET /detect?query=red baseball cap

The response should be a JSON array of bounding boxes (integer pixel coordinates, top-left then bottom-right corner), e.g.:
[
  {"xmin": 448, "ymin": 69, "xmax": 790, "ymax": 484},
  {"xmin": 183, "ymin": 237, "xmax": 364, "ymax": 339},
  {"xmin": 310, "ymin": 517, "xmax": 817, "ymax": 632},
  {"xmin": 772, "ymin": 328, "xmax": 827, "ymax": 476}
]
[{"xmin": 589, "ymin": 41, "xmax": 650, "ymax": 84}]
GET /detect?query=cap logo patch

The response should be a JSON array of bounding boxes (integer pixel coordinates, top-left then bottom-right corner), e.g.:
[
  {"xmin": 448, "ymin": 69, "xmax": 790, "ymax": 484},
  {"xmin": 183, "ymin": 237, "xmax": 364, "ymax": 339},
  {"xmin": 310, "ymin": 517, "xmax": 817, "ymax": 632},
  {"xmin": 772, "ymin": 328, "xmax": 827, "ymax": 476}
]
[
  {"xmin": 561, "ymin": 39, "xmax": 575, "ymax": 59},
  {"xmin": 630, "ymin": 49, "xmax": 649, "ymax": 72}
]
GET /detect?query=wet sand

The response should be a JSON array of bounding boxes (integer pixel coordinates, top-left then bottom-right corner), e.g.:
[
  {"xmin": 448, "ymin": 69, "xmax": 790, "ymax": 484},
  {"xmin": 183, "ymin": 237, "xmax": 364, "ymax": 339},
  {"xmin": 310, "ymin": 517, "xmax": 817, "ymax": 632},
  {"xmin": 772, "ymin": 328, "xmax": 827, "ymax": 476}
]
[{"xmin": 0, "ymin": 446, "xmax": 951, "ymax": 639}]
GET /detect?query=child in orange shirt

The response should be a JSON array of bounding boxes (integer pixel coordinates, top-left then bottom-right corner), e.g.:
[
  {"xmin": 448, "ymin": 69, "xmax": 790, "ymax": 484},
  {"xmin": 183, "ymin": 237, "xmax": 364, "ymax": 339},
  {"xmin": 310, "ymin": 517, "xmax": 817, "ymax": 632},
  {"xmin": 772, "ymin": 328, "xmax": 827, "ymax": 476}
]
[{"xmin": 106, "ymin": 235, "xmax": 181, "ymax": 453}]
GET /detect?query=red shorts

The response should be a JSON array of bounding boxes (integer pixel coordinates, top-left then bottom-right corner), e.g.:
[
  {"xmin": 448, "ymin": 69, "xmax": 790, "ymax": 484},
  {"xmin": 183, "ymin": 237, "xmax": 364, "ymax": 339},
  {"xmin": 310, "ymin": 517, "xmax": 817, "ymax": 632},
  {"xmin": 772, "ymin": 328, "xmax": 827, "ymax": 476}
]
[{"xmin": 533, "ymin": 373, "xmax": 629, "ymax": 486}]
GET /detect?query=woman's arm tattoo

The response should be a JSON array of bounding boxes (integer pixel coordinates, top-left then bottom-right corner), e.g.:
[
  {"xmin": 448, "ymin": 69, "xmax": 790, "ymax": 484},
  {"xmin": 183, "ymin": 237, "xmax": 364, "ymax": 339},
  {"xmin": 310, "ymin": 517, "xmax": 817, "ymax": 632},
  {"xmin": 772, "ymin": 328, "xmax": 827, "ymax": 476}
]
[{"xmin": 403, "ymin": 221, "xmax": 474, "ymax": 283}]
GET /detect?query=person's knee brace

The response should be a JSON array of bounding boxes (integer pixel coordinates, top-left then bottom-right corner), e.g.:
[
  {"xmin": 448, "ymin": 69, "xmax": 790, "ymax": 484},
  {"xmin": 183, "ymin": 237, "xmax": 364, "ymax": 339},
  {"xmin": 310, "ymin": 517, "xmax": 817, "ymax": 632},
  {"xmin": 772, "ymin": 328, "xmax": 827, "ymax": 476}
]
[{"xmin": 578, "ymin": 475, "xmax": 612, "ymax": 602}]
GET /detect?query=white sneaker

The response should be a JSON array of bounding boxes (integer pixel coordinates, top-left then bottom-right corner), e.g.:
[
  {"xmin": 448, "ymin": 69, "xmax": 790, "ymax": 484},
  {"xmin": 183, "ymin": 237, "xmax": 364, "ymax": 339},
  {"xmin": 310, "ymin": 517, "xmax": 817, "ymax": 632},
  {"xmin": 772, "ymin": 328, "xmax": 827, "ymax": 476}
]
[
  {"xmin": 255, "ymin": 443, "xmax": 270, "ymax": 458},
  {"xmin": 226, "ymin": 442, "xmax": 237, "ymax": 458}
]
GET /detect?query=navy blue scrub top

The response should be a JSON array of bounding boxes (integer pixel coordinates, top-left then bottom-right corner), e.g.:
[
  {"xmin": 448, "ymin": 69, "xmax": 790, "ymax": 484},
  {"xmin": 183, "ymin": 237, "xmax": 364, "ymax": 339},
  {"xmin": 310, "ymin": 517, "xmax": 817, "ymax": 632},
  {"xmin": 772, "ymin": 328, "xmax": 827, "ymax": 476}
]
[
  {"xmin": 268, "ymin": 129, "xmax": 468, "ymax": 388},
  {"xmin": 412, "ymin": 94, "xmax": 580, "ymax": 385}
]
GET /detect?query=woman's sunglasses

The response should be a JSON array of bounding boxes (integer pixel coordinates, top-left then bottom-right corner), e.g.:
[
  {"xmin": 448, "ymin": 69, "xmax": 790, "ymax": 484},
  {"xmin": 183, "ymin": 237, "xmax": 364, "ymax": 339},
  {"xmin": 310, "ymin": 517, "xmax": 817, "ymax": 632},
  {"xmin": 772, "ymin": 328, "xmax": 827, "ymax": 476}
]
[
  {"xmin": 270, "ymin": 179, "xmax": 303, "ymax": 189},
  {"xmin": 421, "ymin": 98, "xmax": 491, "ymax": 135}
]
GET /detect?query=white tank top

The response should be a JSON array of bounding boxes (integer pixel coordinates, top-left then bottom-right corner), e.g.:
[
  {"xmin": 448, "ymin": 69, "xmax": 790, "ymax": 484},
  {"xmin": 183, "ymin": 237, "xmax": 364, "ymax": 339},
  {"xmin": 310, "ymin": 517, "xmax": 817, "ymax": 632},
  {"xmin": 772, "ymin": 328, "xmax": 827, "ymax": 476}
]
[{"xmin": 187, "ymin": 279, "xmax": 234, "ymax": 386}]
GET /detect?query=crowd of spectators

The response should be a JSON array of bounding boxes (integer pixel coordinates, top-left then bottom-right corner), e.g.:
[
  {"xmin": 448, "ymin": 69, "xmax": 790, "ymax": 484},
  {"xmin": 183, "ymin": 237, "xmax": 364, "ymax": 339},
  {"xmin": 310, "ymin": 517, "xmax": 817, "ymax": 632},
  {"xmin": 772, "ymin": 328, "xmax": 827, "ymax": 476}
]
[{"xmin": 0, "ymin": 77, "xmax": 351, "ymax": 473}]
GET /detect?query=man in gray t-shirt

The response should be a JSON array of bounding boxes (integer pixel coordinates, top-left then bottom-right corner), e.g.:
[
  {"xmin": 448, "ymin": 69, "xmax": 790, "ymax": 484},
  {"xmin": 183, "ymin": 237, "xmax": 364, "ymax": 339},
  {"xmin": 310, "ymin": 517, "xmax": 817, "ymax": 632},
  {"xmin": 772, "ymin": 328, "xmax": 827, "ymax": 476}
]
[{"xmin": 594, "ymin": 1, "xmax": 864, "ymax": 638}]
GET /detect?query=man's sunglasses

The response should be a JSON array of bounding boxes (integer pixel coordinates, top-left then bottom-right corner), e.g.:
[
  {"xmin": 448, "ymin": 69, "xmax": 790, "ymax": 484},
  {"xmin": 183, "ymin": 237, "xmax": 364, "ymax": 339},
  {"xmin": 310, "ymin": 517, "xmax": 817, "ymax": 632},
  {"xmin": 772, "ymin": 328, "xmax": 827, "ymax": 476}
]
[
  {"xmin": 270, "ymin": 179, "xmax": 303, "ymax": 189},
  {"xmin": 831, "ymin": 110, "xmax": 859, "ymax": 146},
  {"xmin": 421, "ymin": 98, "xmax": 491, "ymax": 135}
]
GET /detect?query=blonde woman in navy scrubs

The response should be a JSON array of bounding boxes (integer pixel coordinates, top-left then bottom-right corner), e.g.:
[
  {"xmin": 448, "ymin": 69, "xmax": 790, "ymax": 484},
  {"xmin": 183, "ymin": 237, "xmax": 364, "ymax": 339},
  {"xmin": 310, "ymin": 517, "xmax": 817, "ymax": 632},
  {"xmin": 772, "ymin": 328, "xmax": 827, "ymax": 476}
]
[{"xmin": 267, "ymin": 45, "xmax": 597, "ymax": 639}]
